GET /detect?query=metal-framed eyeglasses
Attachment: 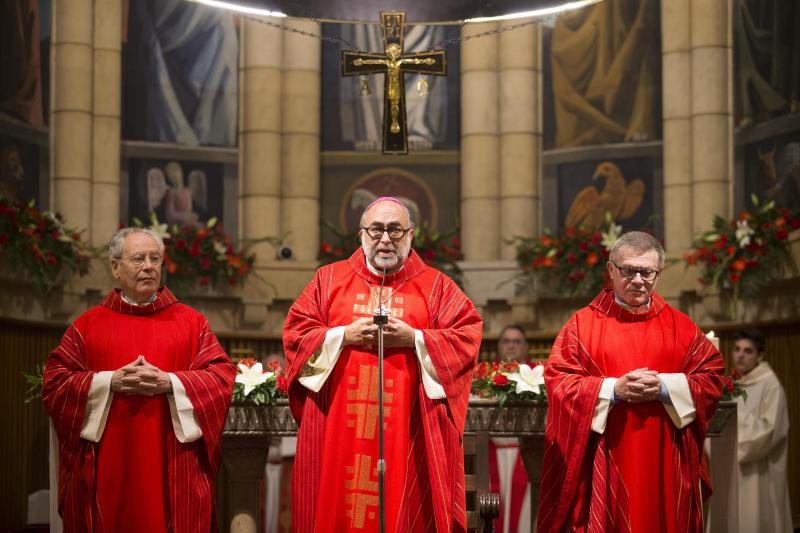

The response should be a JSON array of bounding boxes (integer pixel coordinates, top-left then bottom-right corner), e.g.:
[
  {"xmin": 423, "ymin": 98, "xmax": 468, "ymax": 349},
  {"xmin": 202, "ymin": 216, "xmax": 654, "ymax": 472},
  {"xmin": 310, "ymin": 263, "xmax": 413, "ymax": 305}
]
[
  {"xmin": 125, "ymin": 254, "xmax": 163, "ymax": 268},
  {"xmin": 611, "ymin": 261, "xmax": 660, "ymax": 282},
  {"xmin": 360, "ymin": 225, "xmax": 412, "ymax": 240}
]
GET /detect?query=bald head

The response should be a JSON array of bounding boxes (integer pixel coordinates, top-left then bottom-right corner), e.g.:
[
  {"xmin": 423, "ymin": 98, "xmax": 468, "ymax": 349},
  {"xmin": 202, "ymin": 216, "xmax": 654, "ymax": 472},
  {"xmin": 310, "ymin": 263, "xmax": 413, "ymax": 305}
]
[{"xmin": 360, "ymin": 197, "xmax": 414, "ymax": 228}]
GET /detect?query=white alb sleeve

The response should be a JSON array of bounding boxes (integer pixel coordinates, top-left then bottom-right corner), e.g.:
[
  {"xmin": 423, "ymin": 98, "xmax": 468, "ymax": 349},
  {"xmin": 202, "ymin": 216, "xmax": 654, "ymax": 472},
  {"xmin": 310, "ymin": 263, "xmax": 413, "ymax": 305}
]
[
  {"xmin": 591, "ymin": 377, "xmax": 617, "ymax": 434},
  {"xmin": 414, "ymin": 329, "xmax": 446, "ymax": 399},
  {"xmin": 167, "ymin": 373, "xmax": 203, "ymax": 443},
  {"xmin": 657, "ymin": 373, "xmax": 696, "ymax": 428},
  {"xmin": 80, "ymin": 371, "xmax": 114, "ymax": 442},
  {"xmin": 298, "ymin": 326, "xmax": 346, "ymax": 392}
]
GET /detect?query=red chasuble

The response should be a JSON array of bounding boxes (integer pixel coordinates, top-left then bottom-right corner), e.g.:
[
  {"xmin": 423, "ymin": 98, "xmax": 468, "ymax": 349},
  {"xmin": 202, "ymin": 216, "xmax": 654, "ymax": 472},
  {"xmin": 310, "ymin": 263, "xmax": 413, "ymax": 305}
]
[
  {"xmin": 537, "ymin": 289, "xmax": 724, "ymax": 533},
  {"xmin": 43, "ymin": 288, "xmax": 236, "ymax": 533},
  {"xmin": 283, "ymin": 249, "xmax": 482, "ymax": 533}
]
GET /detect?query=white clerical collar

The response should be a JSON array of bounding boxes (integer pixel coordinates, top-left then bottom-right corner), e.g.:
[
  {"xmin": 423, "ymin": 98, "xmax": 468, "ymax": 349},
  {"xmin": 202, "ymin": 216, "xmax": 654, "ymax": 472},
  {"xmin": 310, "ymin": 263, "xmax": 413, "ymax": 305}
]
[
  {"xmin": 121, "ymin": 292, "xmax": 158, "ymax": 306},
  {"xmin": 365, "ymin": 257, "xmax": 405, "ymax": 277},
  {"xmin": 614, "ymin": 292, "xmax": 650, "ymax": 313}
]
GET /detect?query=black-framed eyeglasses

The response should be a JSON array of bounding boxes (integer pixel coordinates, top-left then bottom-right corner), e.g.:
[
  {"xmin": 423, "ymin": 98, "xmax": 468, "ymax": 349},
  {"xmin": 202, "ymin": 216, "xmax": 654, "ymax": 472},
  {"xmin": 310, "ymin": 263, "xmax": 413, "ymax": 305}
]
[
  {"xmin": 360, "ymin": 225, "xmax": 412, "ymax": 240},
  {"xmin": 611, "ymin": 261, "xmax": 660, "ymax": 282}
]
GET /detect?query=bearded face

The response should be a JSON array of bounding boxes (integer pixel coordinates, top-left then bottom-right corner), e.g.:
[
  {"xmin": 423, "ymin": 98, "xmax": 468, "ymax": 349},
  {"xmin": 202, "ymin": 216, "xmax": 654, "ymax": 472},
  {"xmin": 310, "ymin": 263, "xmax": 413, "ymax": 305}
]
[{"xmin": 359, "ymin": 201, "xmax": 414, "ymax": 273}]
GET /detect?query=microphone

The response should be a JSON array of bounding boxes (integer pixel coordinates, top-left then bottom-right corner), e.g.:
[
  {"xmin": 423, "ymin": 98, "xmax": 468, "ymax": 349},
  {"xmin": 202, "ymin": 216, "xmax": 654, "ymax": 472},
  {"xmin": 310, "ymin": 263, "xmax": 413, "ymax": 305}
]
[{"xmin": 374, "ymin": 267, "xmax": 389, "ymax": 325}]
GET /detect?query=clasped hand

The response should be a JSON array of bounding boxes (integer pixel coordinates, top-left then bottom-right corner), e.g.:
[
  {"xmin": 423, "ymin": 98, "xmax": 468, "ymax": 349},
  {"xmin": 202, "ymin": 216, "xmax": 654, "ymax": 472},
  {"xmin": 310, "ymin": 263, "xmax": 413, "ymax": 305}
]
[
  {"xmin": 111, "ymin": 355, "xmax": 172, "ymax": 396},
  {"xmin": 343, "ymin": 316, "xmax": 415, "ymax": 349},
  {"xmin": 614, "ymin": 367, "xmax": 662, "ymax": 403}
]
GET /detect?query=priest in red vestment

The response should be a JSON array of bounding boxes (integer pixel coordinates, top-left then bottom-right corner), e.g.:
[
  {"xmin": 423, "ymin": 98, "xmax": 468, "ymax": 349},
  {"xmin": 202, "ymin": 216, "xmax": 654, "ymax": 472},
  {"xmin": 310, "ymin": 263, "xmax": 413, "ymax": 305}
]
[
  {"xmin": 537, "ymin": 231, "xmax": 725, "ymax": 533},
  {"xmin": 283, "ymin": 197, "xmax": 483, "ymax": 533},
  {"xmin": 43, "ymin": 227, "xmax": 237, "ymax": 533}
]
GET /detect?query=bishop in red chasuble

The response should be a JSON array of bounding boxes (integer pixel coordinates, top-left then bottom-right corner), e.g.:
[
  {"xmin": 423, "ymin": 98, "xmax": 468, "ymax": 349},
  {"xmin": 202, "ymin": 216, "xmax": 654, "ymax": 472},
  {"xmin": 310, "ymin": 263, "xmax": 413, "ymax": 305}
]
[
  {"xmin": 537, "ymin": 232, "xmax": 725, "ymax": 533},
  {"xmin": 43, "ymin": 228, "xmax": 236, "ymax": 532},
  {"xmin": 283, "ymin": 198, "xmax": 482, "ymax": 533}
]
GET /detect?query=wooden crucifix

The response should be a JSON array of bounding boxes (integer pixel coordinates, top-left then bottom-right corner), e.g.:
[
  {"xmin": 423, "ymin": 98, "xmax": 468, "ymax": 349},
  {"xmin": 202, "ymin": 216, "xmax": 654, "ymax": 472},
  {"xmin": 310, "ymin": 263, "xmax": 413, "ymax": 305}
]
[{"xmin": 341, "ymin": 11, "xmax": 447, "ymax": 154}]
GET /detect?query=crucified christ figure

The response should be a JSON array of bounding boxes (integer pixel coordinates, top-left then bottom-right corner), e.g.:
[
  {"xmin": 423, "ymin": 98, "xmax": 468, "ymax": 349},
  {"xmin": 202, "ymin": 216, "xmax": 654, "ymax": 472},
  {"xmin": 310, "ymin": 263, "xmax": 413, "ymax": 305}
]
[{"xmin": 353, "ymin": 43, "xmax": 436, "ymax": 134}]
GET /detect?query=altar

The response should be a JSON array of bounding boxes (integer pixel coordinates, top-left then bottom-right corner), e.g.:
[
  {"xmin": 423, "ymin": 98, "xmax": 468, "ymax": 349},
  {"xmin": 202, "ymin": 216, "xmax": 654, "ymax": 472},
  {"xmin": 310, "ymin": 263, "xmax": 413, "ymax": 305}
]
[{"xmin": 219, "ymin": 400, "xmax": 738, "ymax": 533}]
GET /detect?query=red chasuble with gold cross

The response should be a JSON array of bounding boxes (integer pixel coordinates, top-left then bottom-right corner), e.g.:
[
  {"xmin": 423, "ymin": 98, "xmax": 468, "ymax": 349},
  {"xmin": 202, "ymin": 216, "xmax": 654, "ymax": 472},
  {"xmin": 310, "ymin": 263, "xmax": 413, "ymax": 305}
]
[
  {"xmin": 283, "ymin": 249, "xmax": 482, "ymax": 533},
  {"xmin": 537, "ymin": 289, "xmax": 725, "ymax": 533}
]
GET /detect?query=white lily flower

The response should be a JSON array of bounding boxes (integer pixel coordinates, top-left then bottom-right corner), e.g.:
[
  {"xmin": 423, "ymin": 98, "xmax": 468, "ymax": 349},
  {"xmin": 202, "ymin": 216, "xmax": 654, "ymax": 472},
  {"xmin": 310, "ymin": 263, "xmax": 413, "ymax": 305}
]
[
  {"xmin": 147, "ymin": 212, "xmax": 171, "ymax": 240},
  {"xmin": 235, "ymin": 362, "xmax": 273, "ymax": 396},
  {"xmin": 150, "ymin": 222, "xmax": 171, "ymax": 240},
  {"xmin": 213, "ymin": 240, "xmax": 227, "ymax": 259},
  {"xmin": 735, "ymin": 219, "xmax": 754, "ymax": 248},
  {"xmin": 601, "ymin": 221, "xmax": 622, "ymax": 251},
  {"xmin": 506, "ymin": 363, "xmax": 545, "ymax": 395}
]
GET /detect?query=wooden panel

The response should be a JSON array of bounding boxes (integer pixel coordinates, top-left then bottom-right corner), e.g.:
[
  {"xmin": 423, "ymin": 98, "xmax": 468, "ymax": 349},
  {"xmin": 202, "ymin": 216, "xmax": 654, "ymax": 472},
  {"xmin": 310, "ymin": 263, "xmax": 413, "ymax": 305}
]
[
  {"xmin": 464, "ymin": 473, "xmax": 476, "ymax": 493},
  {"xmin": 0, "ymin": 320, "xmax": 65, "ymax": 529}
]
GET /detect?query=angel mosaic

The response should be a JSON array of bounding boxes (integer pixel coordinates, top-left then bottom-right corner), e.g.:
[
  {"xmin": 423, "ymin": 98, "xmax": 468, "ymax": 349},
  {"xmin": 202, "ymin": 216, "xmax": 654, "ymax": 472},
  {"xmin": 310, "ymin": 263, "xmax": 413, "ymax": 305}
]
[{"xmin": 147, "ymin": 161, "xmax": 207, "ymax": 228}]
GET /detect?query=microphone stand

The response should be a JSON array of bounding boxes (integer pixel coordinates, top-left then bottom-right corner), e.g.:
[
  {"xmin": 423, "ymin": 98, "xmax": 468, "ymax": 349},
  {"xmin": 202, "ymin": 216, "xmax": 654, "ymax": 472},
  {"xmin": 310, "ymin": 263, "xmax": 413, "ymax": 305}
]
[{"xmin": 373, "ymin": 268, "xmax": 388, "ymax": 533}]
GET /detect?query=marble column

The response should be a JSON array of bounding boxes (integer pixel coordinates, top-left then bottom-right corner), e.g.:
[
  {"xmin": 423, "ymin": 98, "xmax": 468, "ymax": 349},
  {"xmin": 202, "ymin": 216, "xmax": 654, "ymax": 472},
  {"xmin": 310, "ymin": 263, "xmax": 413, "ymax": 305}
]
[
  {"xmin": 281, "ymin": 20, "xmax": 321, "ymax": 262},
  {"xmin": 50, "ymin": 0, "xmax": 93, "ymax": 233},
  {"xmin": 498, "ymin": 20, "xmax": 542, "ymax": 260},
  {"xmin": 91, "ymin": 0, "xmax": 122, "ymax": 246},
  {"xmin": 461, "ymin": 23, "xmax": 500, "ymax": 261},
  {"xmin": 690, "ymin": 0, "xmax": 733, "ymax": 235},
  {"xmin": 661, "ymin": 0, "xmax": 694, "ymax": 254},
  {"xmin": 239, "ymin": 18, "xmax": 283, "ymax": 266}
]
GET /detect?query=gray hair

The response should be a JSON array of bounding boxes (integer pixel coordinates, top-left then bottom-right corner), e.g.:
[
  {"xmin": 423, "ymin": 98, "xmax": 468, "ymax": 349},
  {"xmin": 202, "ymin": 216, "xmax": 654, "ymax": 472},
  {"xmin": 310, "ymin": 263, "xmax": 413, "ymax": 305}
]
[
  {"xmin": 108, "ymin": 227, "xmax": 165, "ymax": 261},
  {"xmin": 609, "ymin": 231, "xmax": 665, "ymax": 268},
  {"xmin": 359, "ymin": 198, "xmax": 415, "ymax": 228}
]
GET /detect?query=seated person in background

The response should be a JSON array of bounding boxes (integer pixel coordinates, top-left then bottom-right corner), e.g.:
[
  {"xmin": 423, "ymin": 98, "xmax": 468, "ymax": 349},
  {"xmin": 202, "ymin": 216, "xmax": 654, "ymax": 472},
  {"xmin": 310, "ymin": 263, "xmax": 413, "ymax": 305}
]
[
  {"xmin": 497, "ymin": 324, "xmax": 530, "ymax": 362},
  {"xmin": 491, "ymin": 324, "xmax": 531, "ymax": 533},
  {"xmin": 732, "ymin": 329, "xmax": 793, "ymax": 533}
]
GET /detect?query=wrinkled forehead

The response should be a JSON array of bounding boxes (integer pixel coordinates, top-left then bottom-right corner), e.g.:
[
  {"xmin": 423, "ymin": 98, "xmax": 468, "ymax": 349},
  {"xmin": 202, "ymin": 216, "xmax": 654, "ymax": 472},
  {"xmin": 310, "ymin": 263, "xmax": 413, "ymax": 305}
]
[
  {"xmin": 615, "ymin": 246, "xmax": 660, "ymax": 268},
  {"xmin": 363, "ymin": 201, "xmax": 409, "ymax": 227},
  {"xmin": 123, "ymin": 233, "xmax": 160, "ymax": 255}
]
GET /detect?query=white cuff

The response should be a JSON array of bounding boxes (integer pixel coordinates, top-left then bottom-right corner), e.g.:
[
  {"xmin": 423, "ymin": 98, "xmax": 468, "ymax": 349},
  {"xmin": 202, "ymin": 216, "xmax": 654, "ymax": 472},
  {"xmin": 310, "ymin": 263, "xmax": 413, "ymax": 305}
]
[
  {"xmin": 415, "ymin": 329, "xmax": 446, "ymax": 399},
  {"xmin": 167, "ymin": 373, "xmax": 203, "ymax": 443},
  {"xmin": 298, "ymin": 326, "xmax": 346, "ymax": 392},
  {"xmin": 658, "ymin": 373, "xmax": 696, "ymax": 428},
  {"xmin": 80, "ymin": 371, "xmax": 114, "ymax": 442},
  {"xmin": 591, "ymin": 378, "xmax": 617, "ymax": 434}
]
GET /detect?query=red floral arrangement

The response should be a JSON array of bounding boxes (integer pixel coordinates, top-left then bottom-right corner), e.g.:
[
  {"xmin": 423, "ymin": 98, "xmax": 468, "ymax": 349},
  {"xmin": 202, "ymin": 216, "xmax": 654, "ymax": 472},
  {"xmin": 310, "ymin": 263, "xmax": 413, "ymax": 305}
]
[
  {"xmin": 0, "ymin": 195, "xmax": 91, "ymax": 294},
  {"xmin": 134, "ymin": 214, "xmax": 256, "ymax": 297},
  {"xmin": 319, "ymin": 221, "xmax": 463, "ymax": 285},
  {"xmin": 232, "ymin": 357, "xmax": 289, "ymax": 405},
  {"xmin": 720, "ymin": 368, "xmax": 747, "ymax": 401},
  {"xmin": 683, "ymin": 196, "xmax": 800, "ymax": 298},
  {"xmin": 471, "ymin": 360, "xmax": 547, "ymax": 405},
  {"xmin": 514, "ymin": 218, "xmax": 622, "ymax": 298}
]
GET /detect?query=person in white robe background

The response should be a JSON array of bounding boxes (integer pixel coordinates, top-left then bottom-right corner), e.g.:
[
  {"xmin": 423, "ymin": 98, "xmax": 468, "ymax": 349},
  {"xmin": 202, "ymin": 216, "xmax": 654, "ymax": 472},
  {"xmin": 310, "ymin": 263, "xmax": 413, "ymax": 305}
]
[{"xmin": 732, "ymin": 329, "xmax": 793, "ymax": 533}]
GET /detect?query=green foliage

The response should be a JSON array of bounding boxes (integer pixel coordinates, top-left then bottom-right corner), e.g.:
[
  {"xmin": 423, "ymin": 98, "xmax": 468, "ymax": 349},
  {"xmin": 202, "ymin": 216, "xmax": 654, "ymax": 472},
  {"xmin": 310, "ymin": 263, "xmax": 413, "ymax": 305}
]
[
  {"xmin": 471, "ymin": 360, "xmax": 547, "ymax": 406},
  {"xmin": 23, "ymin": 363, "xmax": 44, "ymax": 404},
  {"xmin": 684, "ymin": 196, "xmax": 800, "ymax": 299},
  {"xmin": 0, "ymin": 196, "xmax": 92, "ymax": 294},
  {"xmin": 231, "ymin": 358, "xmax": 289, "ymax": 406},
  {"xmin": 512, "ymin": 224, "xmax": 614, "ymax": 298}
]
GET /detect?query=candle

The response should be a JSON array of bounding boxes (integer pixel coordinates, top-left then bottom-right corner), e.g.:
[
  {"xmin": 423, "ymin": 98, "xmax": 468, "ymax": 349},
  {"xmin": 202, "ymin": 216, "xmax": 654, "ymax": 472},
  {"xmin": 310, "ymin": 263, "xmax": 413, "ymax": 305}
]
[{"xmin": 706, "ymin": 330, "xmax": 720, "ymax": 351}]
